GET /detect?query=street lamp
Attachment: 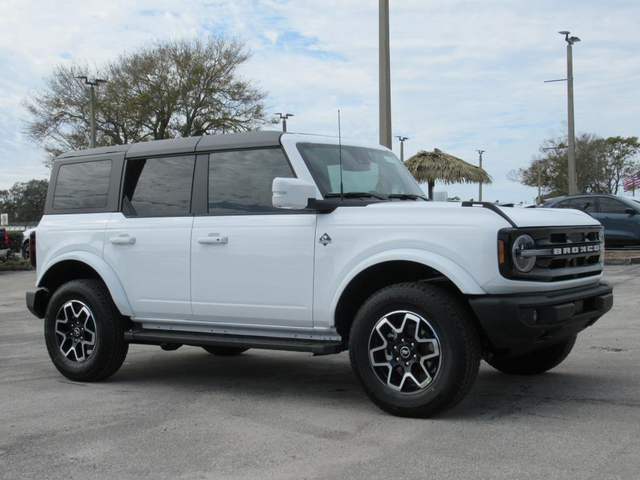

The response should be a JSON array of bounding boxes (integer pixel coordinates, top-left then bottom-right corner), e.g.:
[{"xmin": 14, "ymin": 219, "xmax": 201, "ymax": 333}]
[
  {"xmin": 545, "ymin": 31, "xmax": 580, "ymax": 195},
  {"xmin": 275, "ymin": 113, "xmax": 294, "ymax": 132},
  {"xmin": 76, "ymin": 76, "xmax": 107, "ymax": 148},
  {"xmin": 561, "ymin": 31, "xmax": 580, "ymax": 196},
  {"xmin": 476, "ymin": 150, "xmax": 485, "ymax": 201},
  {"xmin": 396, "ymin": 136, "xmax": 408, "ymax": 162}
]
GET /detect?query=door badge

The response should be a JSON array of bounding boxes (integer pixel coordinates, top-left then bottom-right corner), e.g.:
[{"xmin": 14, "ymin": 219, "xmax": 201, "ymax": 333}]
[{"xmin": 319, "ymin": 233, "xmax": 332, "ymax": 246}]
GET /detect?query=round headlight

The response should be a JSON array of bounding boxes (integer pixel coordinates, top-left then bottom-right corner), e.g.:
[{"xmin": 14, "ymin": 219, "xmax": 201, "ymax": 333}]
[{"xmin": 512, "ymin": 234, "xmax": 536, "ymax": 273}]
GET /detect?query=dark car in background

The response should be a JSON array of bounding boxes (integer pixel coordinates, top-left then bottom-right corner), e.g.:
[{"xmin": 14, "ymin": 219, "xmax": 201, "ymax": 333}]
[
  {"xmin": 0, "ymin": 228, "xmax": 9, "ymax": 262},
  {"xmin": 542, "ymin": 194, "xmax": 640, "ymax": 246}
]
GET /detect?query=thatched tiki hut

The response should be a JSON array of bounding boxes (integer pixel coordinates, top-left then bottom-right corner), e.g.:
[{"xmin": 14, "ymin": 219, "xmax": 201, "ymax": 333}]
[{"xmin": 404, "ymin": 148, "xmax": 492, "ymax": 200}]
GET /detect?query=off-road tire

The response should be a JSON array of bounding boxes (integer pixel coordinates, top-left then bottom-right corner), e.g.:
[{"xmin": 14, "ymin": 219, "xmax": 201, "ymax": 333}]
[
  {"xmin": 349, "ymin": 282, "xmax": 481, "ymax": 418},
  {"xmin": 202, "ymin": 346, "xmax": 249, "ymax": 356},
  {"xmin": 487, "ymin": 335, "xmax": 577, "ymax": 375},
  {"xmin": 44, "ymin": 279, "xmax": 129, "ymax": 382}
]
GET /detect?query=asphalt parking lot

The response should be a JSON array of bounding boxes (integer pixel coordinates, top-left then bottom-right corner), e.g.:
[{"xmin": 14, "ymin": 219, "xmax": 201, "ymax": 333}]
[{"xmin": 1, "ymin": 268, "xmax": 639, "ymax": 480}]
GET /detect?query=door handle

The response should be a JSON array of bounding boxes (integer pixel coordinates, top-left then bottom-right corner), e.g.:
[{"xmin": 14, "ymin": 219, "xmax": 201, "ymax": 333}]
[
  {"xmin": 110, "ymin": 235, "xmax": 136, "ymax": 245},
  {"xmin": 198, "ymin": 235, "xmax": 228, "ymax": 245}
]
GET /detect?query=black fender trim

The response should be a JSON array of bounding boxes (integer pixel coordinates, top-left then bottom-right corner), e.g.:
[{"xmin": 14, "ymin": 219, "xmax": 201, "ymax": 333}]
[{"xmin": 26, "ymin": 288, "xmax": 49, "ymax": 319}]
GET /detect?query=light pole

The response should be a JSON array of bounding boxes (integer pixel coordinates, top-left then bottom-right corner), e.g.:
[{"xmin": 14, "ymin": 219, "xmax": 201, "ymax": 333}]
[
  {"xmin": 396, "ymin": 136, "xmax": 408, "ymax": 162},
  {"xmin": 275, "ymin": 113, "xmax": 294, "ymax": 132},
  {"xmin": 546, "ymin": 32, "xmax": 580, "ymax": 195},
  {"xmin": 379, "ymin": 0, "xmax": 392, "ymax": 149},
  {"xmin": 476, "ymin": 150, "xmax": 485, "ymax": 201},
  {"xmin": 561, "ymin": 31, "xmax": 580, "ymax": 195},
  {"xmin": 76, "ymin": 76, "xmax": 107, "ymax": 148}
]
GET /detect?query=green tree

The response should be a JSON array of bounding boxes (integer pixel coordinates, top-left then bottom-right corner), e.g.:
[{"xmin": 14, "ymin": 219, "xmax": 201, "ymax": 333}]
[
  {"xmin": 24, "ymin": 37, "xmax": 271, "ymax": 166},
  {"xmin": 509, "ymin": 133, "xmax": 640, "ymax": 197},
  {"xmin": 596, "ymin": 136, "xmax": 640, "ymax": 194},
  {"xmin": 0, "ymin": 179, "xmax": 49, "ymax": 225}
]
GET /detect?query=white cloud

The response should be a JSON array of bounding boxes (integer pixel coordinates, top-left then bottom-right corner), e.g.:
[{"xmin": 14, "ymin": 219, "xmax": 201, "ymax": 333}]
[{"xmin": 0, "ymin": 0, "xmax": 639, "ymax": 200}]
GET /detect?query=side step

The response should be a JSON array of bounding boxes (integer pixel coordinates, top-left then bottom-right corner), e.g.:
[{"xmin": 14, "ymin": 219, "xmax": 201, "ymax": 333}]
[{"xmin": 124, "ymin": 329, "xmax": 346, "ymax": 355}]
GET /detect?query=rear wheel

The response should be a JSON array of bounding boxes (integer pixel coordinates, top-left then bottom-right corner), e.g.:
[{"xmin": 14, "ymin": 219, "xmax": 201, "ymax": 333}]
[
  {"xmin": 202, "ymin": 346, "xmax": 249, "ymax": 356},
  {"xmin": 349, "ymin": 283, "xmax": 480, "ymax": 418},
  {"xmin": 44, "ymin": 279, "xmax": 128, "ymax": 382},
  {"xmin": 22, "ymin": 242, "xmax": 30, "ymax": 260},
  {"xmin": 487, "ymin": 335, "xmax": 577, "ymax": 375}
]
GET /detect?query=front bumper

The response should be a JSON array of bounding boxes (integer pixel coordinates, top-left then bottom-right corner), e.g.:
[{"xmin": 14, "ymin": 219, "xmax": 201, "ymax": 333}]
[{"xmin": 468, "ymin": 281, "xmax": 613, "ymax": 356}]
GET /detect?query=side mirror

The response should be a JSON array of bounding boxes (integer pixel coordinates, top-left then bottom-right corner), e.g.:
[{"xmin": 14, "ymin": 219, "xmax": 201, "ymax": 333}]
[
  {"xmin": 272, "ymin": 177, "xmax": 316, "ymax": 210},
  {"xmin": 624, "ymin": 208, "xmax": 637, "ymax": 215}
]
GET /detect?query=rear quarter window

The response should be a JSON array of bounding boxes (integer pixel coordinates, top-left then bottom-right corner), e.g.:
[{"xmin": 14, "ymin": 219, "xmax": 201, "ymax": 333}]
[{"xmin": 53, "ymin": 160, "xmax": 112, "ymax": 210}]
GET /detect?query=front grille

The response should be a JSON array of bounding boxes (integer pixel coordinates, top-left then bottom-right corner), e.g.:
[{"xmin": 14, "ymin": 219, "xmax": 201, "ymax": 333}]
[{"xmin": 500, "ymin": 226, "xmax": 604, "ymax": 282}]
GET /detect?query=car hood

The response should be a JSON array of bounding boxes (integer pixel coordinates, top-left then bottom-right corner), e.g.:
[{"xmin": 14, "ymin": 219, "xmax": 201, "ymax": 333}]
[{"xmin": 365, "ymin": 201, "xmax": 601, "ymax": 228}]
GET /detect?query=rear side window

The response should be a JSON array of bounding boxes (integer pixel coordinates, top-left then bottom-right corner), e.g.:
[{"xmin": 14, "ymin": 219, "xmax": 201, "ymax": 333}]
[
  {"xmin": 122, "ymin": 156, "xmax": 195, "ymax": 217},
  {"xmin": 599, "ymin": 198, "xmax": 627, "ymax": 214},
  {"xmin": 207, "ymin": 148, "xmax": 294, "ymax": 215},
  {"xmin": 53, "ymin": 160, "xmax": 112, "ymax": 209}
]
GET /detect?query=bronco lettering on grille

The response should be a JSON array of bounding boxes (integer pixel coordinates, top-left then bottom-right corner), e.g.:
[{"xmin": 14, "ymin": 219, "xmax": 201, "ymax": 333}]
[{"xmin": 552, "ymin": 244, "xmax": 600, "ymax": 255}]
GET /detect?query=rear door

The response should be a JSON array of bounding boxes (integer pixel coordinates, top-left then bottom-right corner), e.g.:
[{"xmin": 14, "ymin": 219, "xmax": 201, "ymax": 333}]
[
  {"xmin": 104, "ymin": 155, "xmax": 195, "ymax": 320},
  {"xmin": 190, "ymin": 148, "xmax": 316, "ymax": 329},
  {"xmin": 596, "ymin": 197, "xmax": 638, "ymax": 245}
]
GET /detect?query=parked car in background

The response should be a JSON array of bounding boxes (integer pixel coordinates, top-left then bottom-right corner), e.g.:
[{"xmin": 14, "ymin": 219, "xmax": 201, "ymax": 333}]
[
  {"xmin": 542, "ymin": 194, "xmax": 640, "ymax": 246},
  {"xmin": 0, "ymin": 228, "xmax": 9, "ymax": 261},
  {"xmin": 21, "ymin": 228, "xmax": 36, "ymax": 260}
]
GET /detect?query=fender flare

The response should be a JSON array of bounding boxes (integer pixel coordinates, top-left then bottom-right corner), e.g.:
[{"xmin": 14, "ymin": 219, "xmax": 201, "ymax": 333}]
[
  {"xmin": 328, "ymin": 248, "xmax": 485, "ymax": 324},
  {"xmin": 38, "ymin": 251, "xmax": 134, "ymax": 317}
]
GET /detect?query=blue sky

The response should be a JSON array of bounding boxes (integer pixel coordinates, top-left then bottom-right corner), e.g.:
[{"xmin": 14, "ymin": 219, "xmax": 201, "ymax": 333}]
[{"xmin": 1, "ymin": 0, "xmax": 639, "ymax": 203}]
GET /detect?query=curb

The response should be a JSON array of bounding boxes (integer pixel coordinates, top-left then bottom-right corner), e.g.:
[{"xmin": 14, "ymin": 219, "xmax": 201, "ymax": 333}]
[
  {"xmin": 604, "ymin": 257, "xmax": 640, "ymax": 266},
  {"xmin": 0, "ymin": 264, "xmax": 34, "ymax": 272}
]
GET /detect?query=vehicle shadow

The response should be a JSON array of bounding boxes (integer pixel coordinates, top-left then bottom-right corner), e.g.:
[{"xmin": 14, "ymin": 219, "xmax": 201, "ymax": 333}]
[{"xmin": 106, "ymin": 346, "xmax": 620, "ymax": 419}]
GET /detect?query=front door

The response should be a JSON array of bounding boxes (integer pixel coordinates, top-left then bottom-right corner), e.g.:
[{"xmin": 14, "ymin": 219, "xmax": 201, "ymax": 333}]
[{"xmin": 191, "ymin": 148, "xmax": 316, "ymax": 329}]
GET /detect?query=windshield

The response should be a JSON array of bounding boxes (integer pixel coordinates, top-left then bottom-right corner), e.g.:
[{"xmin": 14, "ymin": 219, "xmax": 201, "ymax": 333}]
[{"xmin": 297, "ymin": 143, "xmax": 424, "ymax": 198}]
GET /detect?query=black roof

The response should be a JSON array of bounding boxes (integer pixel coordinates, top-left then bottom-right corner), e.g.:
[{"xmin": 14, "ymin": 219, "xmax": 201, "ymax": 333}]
[{"xmin": 57, "ymin": 131, "xmax": 284, "ymax": 160}]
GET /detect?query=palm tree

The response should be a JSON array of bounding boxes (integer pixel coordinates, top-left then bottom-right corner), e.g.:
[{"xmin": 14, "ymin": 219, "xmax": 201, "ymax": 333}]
[{"xmin": 404, "ymin": 148, "xmax": 492, "ymax": 200}]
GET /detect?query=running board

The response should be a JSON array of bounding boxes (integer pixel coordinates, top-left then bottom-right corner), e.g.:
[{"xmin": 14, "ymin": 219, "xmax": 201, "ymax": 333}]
[{"xmin": 124, "ymin": 329, "xmax": 345, "ymax": 355}]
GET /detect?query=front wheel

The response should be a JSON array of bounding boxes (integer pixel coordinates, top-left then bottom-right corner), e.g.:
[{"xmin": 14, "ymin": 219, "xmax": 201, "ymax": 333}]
[
  {"xmin": 44, "ymin": 279, "xmax": 129, "ymax": 382},
  {"xmin": 22, "ymin": 242, "xmax": 30, "ymax": 260},
  {"xmin": 487, "ymin": 335, "xmax": 577, "ymax": 375},
  {"xmin": 349, "ymin": 283, "xmax": 480, "ymax": 418}
]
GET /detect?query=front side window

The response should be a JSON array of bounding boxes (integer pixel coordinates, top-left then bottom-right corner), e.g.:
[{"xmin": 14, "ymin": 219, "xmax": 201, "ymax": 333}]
[
  {"xmin": 122, "ymin": 156, "xmax": 195, "ymax": 217},
  {"xmin": 296, "ymin": 143, "xmax": 424, "ymax": 197},
  {"xmin": 599, "ymin": 198, "xmax": 627, "ymax": 214},
  {"xmin": 54, "ymin": 160, "xmax": 112, "ymax": 209},
  {"xmin": 208, "ymin": 148, "xmax": 294, "ymax": 215},
  {"xmin": 564, "ymin": 198, "xmax": 595, "ymax": 213}
]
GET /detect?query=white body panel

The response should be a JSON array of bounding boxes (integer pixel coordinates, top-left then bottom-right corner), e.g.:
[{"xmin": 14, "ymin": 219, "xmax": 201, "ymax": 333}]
[
  {"xmin": 312, "ymin": 201, "xmax": 603, "ymax": 330},
  {"xmin": 36, "ymin": 213, "xmax": 111, "ymax": 283},
  {"xmin": 103, "ymin": 213, "xmax": 193, "ymax": 319},
  {"xmin": 191, "ymin": 214, "xmax": 316, "ymax": 329}
]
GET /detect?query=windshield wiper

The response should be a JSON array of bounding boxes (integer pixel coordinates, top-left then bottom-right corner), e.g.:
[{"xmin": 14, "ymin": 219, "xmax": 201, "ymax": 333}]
[
  {"xmin": 387, "ymin": 193, "xmax": 429, "ymax": 201},
  {"xmin": 325, "ymin": 192, "xmax": 387, "ymax": 200}
]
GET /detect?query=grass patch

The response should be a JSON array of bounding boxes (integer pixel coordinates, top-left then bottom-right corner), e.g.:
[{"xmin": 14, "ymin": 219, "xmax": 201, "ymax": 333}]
[{"xmin": 0, "ymin": 256, "xmax": 34, "ymax": 271}]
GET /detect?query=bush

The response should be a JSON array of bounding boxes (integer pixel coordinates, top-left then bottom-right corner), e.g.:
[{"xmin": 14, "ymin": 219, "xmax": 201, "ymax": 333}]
[
  {"xmin": 7, "ymin": 231, "xmax": 24, "ymax": 252},
  {"xmin": 0, "ymin": 256, "xmax": 33, "ymax": 270}
]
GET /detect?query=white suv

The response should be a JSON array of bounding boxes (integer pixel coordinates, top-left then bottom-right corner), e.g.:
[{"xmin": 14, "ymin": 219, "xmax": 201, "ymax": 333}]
[{"xmin": 26, "ymin": 132, "xmax": 613, "ymax": 417}]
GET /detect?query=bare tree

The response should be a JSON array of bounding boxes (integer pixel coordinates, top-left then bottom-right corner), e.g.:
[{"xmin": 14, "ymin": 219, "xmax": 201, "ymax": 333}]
[{"xmin": 24, "ymin": 37, "xmax": 271, "ymax": 166}]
